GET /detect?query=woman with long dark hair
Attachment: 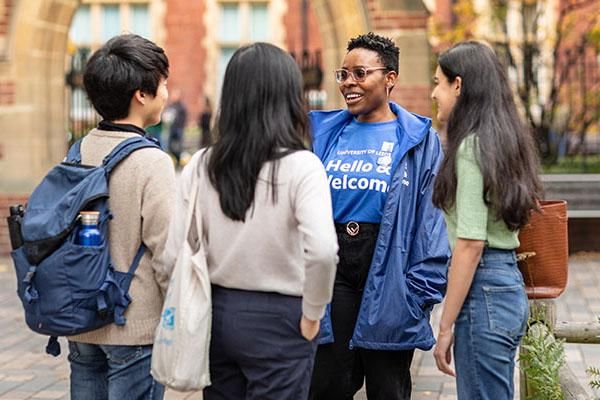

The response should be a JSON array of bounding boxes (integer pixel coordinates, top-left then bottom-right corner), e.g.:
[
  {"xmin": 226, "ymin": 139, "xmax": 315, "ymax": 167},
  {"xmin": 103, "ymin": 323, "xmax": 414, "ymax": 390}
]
[
  {"xmin": 431, "ymin": 41, "xmax": 542, "ymax": 399},
  {"xmin": 163, "ymin": 42, "xmax": 338, "ymax": 399}
]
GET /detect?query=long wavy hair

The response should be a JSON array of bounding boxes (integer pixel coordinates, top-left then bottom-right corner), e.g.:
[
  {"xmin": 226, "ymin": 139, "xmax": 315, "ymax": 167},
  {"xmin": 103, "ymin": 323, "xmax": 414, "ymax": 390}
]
[
  {"xmin": 207, "ymin": 43, "xmax": 309, "ymax": 221},
  {"xmin": 432, "ymin": 41, "xmax": 542, "ymax": 230}
]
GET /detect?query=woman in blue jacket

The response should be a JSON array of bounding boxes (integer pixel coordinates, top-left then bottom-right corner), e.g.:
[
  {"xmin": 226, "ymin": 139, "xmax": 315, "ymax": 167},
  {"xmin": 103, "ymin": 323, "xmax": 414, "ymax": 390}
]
[
  {"xmin": 309, "ymin": 32, "xmax": 449, "ymax": 400},
  {"xmin": 431, "ymin": 42, "xmax": 542, "ymax": 399}
]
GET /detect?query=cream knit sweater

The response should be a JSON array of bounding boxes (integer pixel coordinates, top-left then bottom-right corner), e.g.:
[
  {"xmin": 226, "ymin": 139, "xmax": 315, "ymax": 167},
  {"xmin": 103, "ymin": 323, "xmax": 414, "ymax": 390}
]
[
  {"xmin": 69, "ymin": 129, "xmax": 176, "ymax": 345},
  {"xmin": 160, "ymin": 150, "xmax": 338, "ymax": 321}
]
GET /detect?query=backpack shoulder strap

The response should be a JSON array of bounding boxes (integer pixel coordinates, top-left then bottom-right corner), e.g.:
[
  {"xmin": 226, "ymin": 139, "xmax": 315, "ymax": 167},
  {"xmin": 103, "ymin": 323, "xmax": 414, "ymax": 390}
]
[
  {"xmin": 102, "ymin": 136, "xmax": 161, "ymax": 175},
  {"xmin": 127, "ymin": 244, "xmax": 146, "ymax": 276},
  {"xmin": 65, "ymin": 139, "xmax": 83, "ymax": 164},
  {"xmin": 103, "ymin": 243, "xmax": 146, "ymax": 327}
]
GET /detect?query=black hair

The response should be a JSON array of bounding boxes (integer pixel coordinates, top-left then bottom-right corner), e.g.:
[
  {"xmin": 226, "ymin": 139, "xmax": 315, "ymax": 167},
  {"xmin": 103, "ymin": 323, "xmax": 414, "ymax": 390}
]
[
  {"xmin": 207, "ymin": 42, "xmax": 309, "ymax": 221},
  {"xmin": 83, "ymin": 34, "xmax": 169, "ymax": 121},
  {"xmin": 432, "ymin": 41, "xmax": 542, "ymax": 230},
  {"xmin": 347, "ymin": 32, "xmax": 399, "ymax": 73}
]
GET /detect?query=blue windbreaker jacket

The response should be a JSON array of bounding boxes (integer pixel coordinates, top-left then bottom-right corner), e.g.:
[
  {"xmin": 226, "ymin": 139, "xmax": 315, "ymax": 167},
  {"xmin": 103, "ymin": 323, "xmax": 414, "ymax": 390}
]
[{"xmin": 310, "ymin": 102, "xmax": 450, "ymax": 351}]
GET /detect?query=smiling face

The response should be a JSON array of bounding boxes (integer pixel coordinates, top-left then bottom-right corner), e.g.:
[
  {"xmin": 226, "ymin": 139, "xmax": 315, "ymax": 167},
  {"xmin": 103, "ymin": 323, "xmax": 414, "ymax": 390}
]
[
  {"xmin": 339, "ymin": 48, "xmax": 397, "ymax": 123},
  {"xmin": 431, "ymin": 66, "xmax": 460, "ymax": 123}
]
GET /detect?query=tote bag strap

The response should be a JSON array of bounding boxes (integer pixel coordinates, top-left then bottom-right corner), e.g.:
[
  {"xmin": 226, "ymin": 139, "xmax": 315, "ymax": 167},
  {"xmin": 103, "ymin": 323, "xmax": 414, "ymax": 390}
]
[
  {"xmin": 182, "ymin": 159, "xmax": 201, "ymax": 246},
  {"xmin": 186, "ymin": 150, "xmax": 209, "ymax": 251}
]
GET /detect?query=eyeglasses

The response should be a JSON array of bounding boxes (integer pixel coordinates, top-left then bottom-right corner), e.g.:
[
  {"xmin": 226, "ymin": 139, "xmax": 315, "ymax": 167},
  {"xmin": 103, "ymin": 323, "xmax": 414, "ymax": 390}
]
[{"xmin": 334, "ymin": 67, "xmax": 388, "ymax": 83}]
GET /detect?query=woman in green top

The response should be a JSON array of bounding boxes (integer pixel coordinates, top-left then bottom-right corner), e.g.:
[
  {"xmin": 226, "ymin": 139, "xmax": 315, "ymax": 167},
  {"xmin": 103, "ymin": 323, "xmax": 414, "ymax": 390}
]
[{"xmin": 430, "ymin": 41, "xmax": 542, "ymax": 399}]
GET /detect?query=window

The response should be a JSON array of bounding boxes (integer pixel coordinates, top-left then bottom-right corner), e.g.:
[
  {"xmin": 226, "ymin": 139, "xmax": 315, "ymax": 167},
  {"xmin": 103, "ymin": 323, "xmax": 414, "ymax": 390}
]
[
  {"xmin": 130, "ymin": 4, "xmax": 150, "ymax": 39},
  {"xmin": 218, "ymin": 47, "xmax": 237, "ymax": 94},
  {"xmin": 219, "ymin": 4, "xmax": 240, "ymax": 42},
  {"xmin": 216, "ymin": 2, "xmax": 270, "ymax": 98},
  {"xmin": 68, "ymin": 3, "xmax": 152, "ymax": 47},
  {"xmin": 70, "ymin": 5, "xmax": 91, "ymax": 45},
  {"xmin": 101, "ymin": 5, "xmax": 121, "ymax": 42},
  {"xmin": 250, "ymin": 4, "xmax": 268, "ymax": 41}
]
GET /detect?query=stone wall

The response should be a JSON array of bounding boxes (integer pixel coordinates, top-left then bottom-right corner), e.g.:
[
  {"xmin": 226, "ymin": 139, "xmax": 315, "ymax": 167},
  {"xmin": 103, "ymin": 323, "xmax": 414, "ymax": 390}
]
[{"xmin": 0, "ymin": 0, "xmax": 79, "ymax": 194}]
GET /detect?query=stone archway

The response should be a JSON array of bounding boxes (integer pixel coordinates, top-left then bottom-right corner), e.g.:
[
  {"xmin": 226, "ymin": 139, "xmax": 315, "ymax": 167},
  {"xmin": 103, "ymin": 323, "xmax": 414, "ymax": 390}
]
[
  {"xmin": 310, "ymin": 0, "xmax": 433, "ymax": 114},
  {"xmin": 309, "ymin": 0, "xmax": 368, "ymax": 109},
  {"xmin": 0, "ymin": 0, "xmax": 80, "ymax": 193}
]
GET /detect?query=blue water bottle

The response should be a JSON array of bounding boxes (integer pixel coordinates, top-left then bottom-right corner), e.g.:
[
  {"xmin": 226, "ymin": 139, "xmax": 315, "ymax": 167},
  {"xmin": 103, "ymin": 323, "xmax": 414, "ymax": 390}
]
[{"xmin": 77, "ymin": 211, "xmax": 102, "ymax": 246}]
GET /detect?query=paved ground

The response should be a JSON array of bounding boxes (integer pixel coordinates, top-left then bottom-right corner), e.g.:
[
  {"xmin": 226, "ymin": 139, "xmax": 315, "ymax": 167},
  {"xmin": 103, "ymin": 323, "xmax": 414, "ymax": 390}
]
[{"xmin": 1, "ymin": 254, "xmax": 599, "ymax": 399}]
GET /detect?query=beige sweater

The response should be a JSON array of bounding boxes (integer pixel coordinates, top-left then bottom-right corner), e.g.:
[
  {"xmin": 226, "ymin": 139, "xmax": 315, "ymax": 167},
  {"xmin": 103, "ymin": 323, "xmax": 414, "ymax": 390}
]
[
  {"xmin": 160, "ymin": 150, "xmax": 338, "ymax": 321},
  {"xmin": 69, "ymin": 129, "xmax": 176, "ymax": 345}
]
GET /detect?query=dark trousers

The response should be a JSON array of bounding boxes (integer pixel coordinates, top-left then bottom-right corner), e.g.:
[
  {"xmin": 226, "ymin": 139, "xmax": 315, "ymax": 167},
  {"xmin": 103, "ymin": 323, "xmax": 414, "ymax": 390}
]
[
  {"xmin": 204, "ymin": 286, "xmax": 318, "ymax": 400},
  {"xmin": 309, "ymin": 223, "xmax": 414, "ymax": 400}
]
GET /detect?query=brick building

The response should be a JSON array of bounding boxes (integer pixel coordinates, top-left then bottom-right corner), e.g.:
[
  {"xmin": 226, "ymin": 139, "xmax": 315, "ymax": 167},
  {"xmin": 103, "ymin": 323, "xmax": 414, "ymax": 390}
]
[
  {"xmin": 0, "ymin": 0, "xmax": 436, "ymax": 255},
  {"xmin": 65, "ymin": 0, "xmax": 442, "ymax": 127},
  {"xmin": 163, "ymin": 0, "xmax": 325, "ymax": 123}
]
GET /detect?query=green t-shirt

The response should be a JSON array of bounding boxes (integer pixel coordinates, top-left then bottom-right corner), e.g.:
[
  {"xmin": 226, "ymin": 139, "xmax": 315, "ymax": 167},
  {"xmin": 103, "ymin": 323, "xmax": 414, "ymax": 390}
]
[{"xmin": 443, "ymin": 136, "xmax": 519, "ymax": 251}]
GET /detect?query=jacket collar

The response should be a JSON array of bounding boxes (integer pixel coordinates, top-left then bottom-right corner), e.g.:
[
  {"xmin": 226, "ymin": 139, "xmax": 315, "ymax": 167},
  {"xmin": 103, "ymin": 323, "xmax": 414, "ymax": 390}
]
[{"xmin": 310, "ymin": 102, "xmax": 432, "ymax": 159}]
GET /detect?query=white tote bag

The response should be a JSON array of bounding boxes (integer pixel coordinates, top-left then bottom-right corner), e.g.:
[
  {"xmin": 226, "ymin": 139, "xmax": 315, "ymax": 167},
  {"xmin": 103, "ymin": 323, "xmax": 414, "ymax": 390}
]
[{"xmin": 152, "ymin": 164, "xmax": 211, "ymax": 391}]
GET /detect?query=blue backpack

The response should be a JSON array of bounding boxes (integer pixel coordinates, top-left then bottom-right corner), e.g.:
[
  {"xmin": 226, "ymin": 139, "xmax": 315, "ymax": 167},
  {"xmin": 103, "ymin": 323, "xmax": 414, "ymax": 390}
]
[{"xmin": 10, "ymin": 136, "xmax": 161, "ymax": 356}]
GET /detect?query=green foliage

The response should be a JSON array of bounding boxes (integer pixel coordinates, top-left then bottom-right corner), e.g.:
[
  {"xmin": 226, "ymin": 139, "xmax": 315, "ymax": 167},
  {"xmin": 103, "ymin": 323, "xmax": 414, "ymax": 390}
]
[
  {"xmin": 541, "ymin": 154, "xmax": 600, "ymax": 174},
  {"xmin": 587, "ymin": 365, "xmax": 600, "ymax": 390},
  {"xmin": 589, "ymin": 19, "xmax": 600, "ymax": 50},
  {"xmin": 585, "ymin": 316, "xmax": 600, "ymax": 391},
  {"xmin": 430, "ymin": 0, "xmax": 478, "ymax": 50},
  {"xmin": 519, "ymin": 322, "xmax": 565, "ymax": 400},
  {"xmin": 432, "ymin": 0, "xmax": 600, "ymax": 164}
]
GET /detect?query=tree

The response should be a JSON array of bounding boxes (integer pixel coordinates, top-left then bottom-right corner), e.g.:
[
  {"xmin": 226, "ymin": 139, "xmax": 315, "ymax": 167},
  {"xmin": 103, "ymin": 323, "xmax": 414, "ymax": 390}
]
[
  {"xmin": 433, "ymin": 0, "xmax": 600, "ymax": 164},
  {"xmin": 430, "ymin": 0, "xmax": 479, "ymax": 47}
]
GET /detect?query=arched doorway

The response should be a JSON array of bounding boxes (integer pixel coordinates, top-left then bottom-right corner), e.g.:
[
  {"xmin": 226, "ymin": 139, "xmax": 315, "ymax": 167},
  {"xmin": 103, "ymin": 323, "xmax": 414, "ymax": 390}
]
[{"xmin": 311, "ymin": 0, "xmax": 433, "ymax": 112}]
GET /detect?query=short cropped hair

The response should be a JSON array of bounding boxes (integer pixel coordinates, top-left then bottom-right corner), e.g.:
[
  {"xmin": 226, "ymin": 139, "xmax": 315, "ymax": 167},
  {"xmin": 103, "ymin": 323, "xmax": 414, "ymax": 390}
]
[
  {"xmin": 83, "ymin": 34, "xmax": 169, "ymax": 121},
  {"xmin": 347, "ymin": 32, "xmax": 399, "ymax": 73}
]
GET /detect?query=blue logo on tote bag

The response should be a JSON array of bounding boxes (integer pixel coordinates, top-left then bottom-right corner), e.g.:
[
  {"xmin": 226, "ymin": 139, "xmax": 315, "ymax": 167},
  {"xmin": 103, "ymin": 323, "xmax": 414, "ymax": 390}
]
[{"xmin": 162, "ymin": 307, "xmax": 176, "ymax": 330}]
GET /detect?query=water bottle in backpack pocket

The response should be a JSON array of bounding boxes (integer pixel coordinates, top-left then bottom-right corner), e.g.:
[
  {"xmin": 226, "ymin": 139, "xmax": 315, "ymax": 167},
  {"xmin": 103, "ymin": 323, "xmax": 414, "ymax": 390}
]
[{"xmin": 76, "ymin": 211, "xmax": 102, "ymax": 246}]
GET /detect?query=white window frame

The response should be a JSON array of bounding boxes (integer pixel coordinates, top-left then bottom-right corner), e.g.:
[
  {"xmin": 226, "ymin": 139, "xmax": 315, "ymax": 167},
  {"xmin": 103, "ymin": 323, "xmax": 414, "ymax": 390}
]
[
  {"xmin": 69, "ymin": 1, "xmax": 155, "ymax": 49},
  {"xmin": 215, "ymin": 1, "xmax": 272, "ymax": 103}
]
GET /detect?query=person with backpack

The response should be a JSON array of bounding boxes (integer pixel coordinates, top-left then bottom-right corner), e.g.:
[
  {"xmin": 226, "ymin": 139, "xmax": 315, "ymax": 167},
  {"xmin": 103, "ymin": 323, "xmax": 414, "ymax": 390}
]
[
  {"xmin": 431, "ymin": 41, "xmax": 542, "ymax": 399},
  {"xmin": 64, "ymin": 34, "xmax": 175, "ymax": 399},
  {"xmin": 161, "ymin": 42, "xmax": 338, "ymax": 399}
]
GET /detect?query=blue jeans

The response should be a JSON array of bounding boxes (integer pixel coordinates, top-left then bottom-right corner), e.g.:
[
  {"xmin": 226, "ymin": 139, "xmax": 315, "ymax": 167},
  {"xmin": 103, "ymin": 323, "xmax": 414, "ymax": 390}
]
[
  {"xmin": 454, "ymin": 249, "xmax": 528, "ymax": 400},
  {"xmin": 68, "ymin": 341, "xmax": 164, "ymax": 400}
]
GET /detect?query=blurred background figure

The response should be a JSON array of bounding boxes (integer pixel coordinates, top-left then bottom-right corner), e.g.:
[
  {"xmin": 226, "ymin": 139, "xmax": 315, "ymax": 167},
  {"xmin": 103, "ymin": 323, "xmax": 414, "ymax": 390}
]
[
  {"xmin": 166, "ymin": 89, "xmax": 187, "ymax": 167},
  {"xmin": 146, "ymin": 121, "xmax": 164, "ymax": 148},
  {"xmin": 198, "ymin": 96, "xmax": 212, "ymax": 149}
]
